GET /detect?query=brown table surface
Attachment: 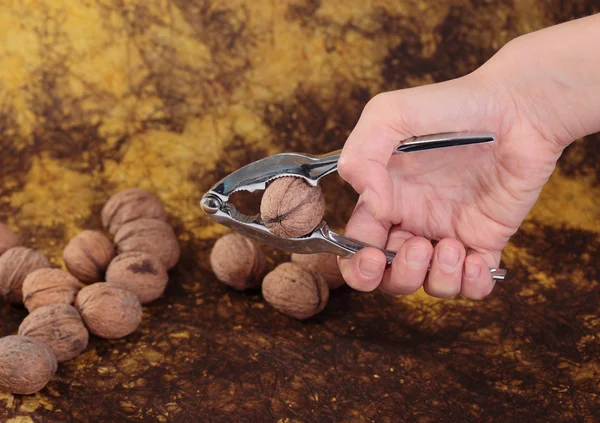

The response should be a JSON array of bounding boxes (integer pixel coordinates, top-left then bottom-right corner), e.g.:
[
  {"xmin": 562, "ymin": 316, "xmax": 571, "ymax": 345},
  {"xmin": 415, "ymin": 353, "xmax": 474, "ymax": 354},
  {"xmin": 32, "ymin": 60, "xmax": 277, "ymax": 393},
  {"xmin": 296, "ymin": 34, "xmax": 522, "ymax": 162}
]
[{"xmin": 1, "ymin": 1, "xmax": 599, "ymax": 422}]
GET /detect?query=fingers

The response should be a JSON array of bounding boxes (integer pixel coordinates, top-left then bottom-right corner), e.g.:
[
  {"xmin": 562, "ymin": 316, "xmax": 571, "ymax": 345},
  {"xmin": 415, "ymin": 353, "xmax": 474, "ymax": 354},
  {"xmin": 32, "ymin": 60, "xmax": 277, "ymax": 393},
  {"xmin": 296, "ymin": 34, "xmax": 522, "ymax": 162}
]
[
  {"xmin": 338, "ymin": 248, "xmax": 387, "ymax": 292},
  {"xmin": 338, "ymin": 200, "xmax": 391, "ymax": 292},
  {"xmin": 341, "ymin": 233, "xmax": 500, "ymax": 300},
  {"xmin": 379, "ymin": 234, "xmax": 433, "ymax": 296},
  {"xmin": 460, "ymin": 252, "xmax": 496, "ymax": 300},
  {"xmin": 423, "ymin": 239, "xmax": 466, "ymax": 298}
]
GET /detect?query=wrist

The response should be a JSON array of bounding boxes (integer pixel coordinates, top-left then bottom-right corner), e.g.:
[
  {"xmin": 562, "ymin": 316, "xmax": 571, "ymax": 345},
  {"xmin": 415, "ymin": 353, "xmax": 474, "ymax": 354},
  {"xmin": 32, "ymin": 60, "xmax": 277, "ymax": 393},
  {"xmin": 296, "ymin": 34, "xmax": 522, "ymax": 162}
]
[{"xmin": 477, "ymin": 14, "xmax": 600, "ymax": 150}]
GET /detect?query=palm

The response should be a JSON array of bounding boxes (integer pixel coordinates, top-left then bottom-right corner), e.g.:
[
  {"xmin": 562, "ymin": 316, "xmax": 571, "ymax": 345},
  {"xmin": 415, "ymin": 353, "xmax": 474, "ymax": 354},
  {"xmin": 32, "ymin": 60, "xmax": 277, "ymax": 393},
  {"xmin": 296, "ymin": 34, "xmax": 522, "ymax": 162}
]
[{"xmin": 386, "ymin": 114, "xmax": 560, "ymax": 262}]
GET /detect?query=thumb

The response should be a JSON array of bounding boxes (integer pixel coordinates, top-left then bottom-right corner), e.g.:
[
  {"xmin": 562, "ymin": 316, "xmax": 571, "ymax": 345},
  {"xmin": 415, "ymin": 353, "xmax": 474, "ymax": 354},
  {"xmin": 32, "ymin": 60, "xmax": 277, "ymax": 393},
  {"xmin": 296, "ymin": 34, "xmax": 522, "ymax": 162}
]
[{"xmin": 337, "ymin": 92, "xmax": 400, "ymax": 222}]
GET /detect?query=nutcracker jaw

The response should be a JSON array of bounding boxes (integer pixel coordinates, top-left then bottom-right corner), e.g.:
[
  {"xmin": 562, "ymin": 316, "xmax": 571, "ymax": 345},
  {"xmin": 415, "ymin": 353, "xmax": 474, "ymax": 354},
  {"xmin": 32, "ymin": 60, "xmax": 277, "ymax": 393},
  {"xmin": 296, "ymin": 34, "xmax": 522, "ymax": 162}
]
[{"xmin": 199, "ymin": 150, "xmax": 356, "ymax": 257}]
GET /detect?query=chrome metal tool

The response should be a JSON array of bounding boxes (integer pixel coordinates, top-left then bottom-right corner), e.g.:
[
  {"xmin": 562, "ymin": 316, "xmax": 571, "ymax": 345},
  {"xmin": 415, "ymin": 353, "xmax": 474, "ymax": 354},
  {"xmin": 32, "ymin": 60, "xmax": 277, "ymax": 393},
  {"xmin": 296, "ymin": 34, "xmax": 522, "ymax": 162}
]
[{"xmin": 201, "ymin": 132, "xmax": 507, "ymax": 280}]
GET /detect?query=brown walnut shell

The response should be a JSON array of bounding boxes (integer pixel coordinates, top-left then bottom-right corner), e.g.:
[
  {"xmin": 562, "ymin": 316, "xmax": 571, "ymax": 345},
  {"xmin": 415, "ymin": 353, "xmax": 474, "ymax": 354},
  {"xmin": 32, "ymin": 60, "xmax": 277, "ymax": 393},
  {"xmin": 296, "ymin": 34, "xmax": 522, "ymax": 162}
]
[
  {"xmin": 291, "ymin": 253, "xmax": 345, "ymax": 289},
  {"xmin": 22, "ymin": 268, "xmax": 84, "ymax": 312},
  {"xmin": 0, "ymin": 247, "xmax": 51, "ymax": 304},
  {"xmin": 0, "ymin": 222, "xmax": 19, "ymax": 256},
  {"xmin": 114, "ymin": 218, "xmax": 180, "ymax": 270},
  {"xmin": 260, "ymin": 177, "xmax": 325, "ymax": 238},
  {"xmin": 19, "ymin": 303, "xmax": 89, "ymax": 363},
  {"xmin": 63, "ymin": 230, "xmax": 115, "ymax": 283},
  {"xmin": 75, "ymin": 283, "xmax": 142, "ymax": 339},
  {"xmin": 101, "ymin": 188, "xmax": 167, "ymax": 235},
  {"xmin": 210, "ymin": 233, "xmax": 266, "ymax": 290},
  {"xmin": 0, "ymin": 335, "xmax": 57, "ymax": 395},
  {"xmin": 262, "ymin": 262, "xmax": 329, "ymax": 320},
  {"xmin": 106, "ymin": 252, "xmax": 168, "ymax": 304}
]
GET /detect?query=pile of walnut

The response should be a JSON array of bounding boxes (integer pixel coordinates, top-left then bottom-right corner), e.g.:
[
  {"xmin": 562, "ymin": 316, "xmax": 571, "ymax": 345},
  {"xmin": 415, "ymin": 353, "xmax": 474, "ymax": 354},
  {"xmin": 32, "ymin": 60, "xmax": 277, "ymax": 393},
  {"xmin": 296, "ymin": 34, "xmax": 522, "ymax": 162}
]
[
  {"xmin": 0, "ymin": 189, "xmax": 180, "ymax": 395},
  {"xmin": 211, "ymin": 177, "xmax": 344, "ymax": 320}
]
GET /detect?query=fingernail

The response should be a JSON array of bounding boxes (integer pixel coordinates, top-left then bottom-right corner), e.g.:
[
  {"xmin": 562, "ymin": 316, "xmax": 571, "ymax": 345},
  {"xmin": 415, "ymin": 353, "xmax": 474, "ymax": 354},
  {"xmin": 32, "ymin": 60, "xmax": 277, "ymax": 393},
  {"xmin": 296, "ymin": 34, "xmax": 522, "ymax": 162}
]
[
  {"xmin": 405, "ymin": 246, "xmax": 428, "ymax": 266},
  {"xmin": 465, "ymin": 263, "xmax": 481, "ymax": 279},
  {"xmin": 438, "ymin": 246, "xmax": 460, "ymax": 270},
  {"xmin": 359, "ymin": 258, "xmax": 382, "ymax": 278},
  {"xmin": 361, "ymin": 188, "xmax": 381, "ymax": 219}
]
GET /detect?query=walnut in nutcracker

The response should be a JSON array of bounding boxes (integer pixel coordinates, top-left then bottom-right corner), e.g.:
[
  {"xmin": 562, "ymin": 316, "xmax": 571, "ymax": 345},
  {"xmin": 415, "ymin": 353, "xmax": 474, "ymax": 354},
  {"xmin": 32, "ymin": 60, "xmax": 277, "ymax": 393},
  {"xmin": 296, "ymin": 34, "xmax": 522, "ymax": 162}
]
[
  {"xmin": 106, "ymin": 252, "xmax": 168, "ymax": 304},
  {"xmin": 114, "ymin": 218, "xmax": 180, "ymax": 270},
  {"xmin": 75, "ymin": 283, "xmax": 142, "ymax": 339},
  {"xmin": 0, "ymin": 335, "xmax": 57, "ymax": 395},
  {"xmin": 63, "ymin": 230, "xmax": 115, "ymax": 283},
  {"xmin": 0, "ymin": 222, "xmax": 19, "ymax": 256},
  {"xmin": 19, "ymin": 303, "xmax": 89, "ymax": 363},
  {"xmin": 210, "ymin": 233, "xmax": 266, "ymax": 290},
  {"xmin": 291, "ymin": 252, "xmax": 345, "ymax": 289},
  {"xmin": 262, "ymin": 262, "xmax": 329, "ymax": 320},
  {"xmin": 22, "ymin": 268, "xmax": 84, "ymax": 312},
  {"xmin": 260, "ymin": 177, "xmax": 325, "ymax": 238},
  {"xmin": 101, "ymin": 188, "xmax": 167, "ymax": 235},
  {"xmin": 0, "ymin": 247, "xmax": 51, "ymax": 304}
]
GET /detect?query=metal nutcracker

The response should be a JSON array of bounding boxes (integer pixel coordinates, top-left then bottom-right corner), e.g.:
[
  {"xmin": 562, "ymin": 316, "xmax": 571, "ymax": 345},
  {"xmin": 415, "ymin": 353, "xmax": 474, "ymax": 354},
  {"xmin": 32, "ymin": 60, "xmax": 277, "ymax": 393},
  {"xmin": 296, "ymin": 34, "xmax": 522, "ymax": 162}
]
[{"xmin": 201, "ymin": 132, "xmax": 507, "ymax": 281}]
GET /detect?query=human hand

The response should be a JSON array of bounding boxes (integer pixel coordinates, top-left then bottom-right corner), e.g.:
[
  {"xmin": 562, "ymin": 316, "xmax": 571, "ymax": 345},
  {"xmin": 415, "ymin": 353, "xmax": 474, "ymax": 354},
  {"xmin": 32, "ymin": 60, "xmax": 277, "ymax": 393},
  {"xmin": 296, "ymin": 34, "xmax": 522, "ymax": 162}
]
[{"xmin": 336, "ymin": 14, "xmax": 600, "ymax": 299}]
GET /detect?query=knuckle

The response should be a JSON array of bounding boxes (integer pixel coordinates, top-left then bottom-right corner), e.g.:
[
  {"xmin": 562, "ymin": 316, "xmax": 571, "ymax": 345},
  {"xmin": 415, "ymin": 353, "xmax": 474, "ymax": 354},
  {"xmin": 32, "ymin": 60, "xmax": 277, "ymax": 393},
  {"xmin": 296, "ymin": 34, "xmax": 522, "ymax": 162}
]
[
  {"xmin": 381, "ymin": 277, "xmax": 422, "ymax": 296},
  {"xmin": 391, "ymin": 268, "xmax": 424, "ymax": 295},
  {"xmin": 363, "ymin": 92, "xmax": 393, "ymax": 117},
  {"xmin": 464, "ymin": 280, "xmax": 494, "ymax": 300},
  {"xmin": 463, "ymin": 289, "xmax": 487, "ymax": 301},
  {"xmin": 398, "ymin": 280, "xmax": 422, "ymax": 295},
  {"xmin": 465, "ymin": 293, "xmax": 485, "ymax": 301},
  {"xmin": 425, "ymin": 282, "xmax": 461, "ymax": 299}
]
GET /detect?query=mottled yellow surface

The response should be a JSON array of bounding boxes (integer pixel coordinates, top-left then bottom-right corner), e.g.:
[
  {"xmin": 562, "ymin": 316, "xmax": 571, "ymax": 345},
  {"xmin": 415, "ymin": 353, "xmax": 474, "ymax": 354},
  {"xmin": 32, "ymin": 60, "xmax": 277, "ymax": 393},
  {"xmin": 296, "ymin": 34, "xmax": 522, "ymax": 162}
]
[{"xmin": 0, "ymin": 0, "xmax": 599, "ymax": 422}]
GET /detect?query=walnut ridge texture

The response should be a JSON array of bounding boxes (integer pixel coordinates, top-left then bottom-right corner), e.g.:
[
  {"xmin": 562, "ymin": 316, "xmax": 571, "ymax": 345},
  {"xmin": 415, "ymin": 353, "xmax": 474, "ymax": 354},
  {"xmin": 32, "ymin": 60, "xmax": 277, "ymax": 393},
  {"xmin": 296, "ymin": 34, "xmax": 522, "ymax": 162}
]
[
  {"xmin": 75, "ymin": 283, "xmax": 143, "ymax": 339},
  {"xmin": 18, "ymin": 303, "xmax": 89, "ymax": 363},
  {"xmin": 262, "ymin": 262, "xmax": 329, "ymax": 320},
  {"xmin": 0, "ymin": 247, "xmax": 51, "ymax": 304},
  {"xmin": 106, "ymin": 251, "xmax": 169, "ymax": 303},
  {"xmin": 63, "ymin": 230, "xmax": 115, "ymax": 283},
  {"xmin": 260, "ymin": 177, "xmax": 326, "ymax": 238},
  {"xmin": 210, "ymin": 233, "xmax": 266, "ymax": 290},
  {"xmin": 101, "ymin": 188, "xmax": 167, "ymax": 235},
  {"xmin": 22, "ymin": 268, "xmax": 84, "ymax": 312},
  {"xmin": 0, "ymin": 335, "xmax": 58, "ymax": 395},
  {"xmin": 114, "ymin": 218, "xmax": 181, "ymax": 270}
]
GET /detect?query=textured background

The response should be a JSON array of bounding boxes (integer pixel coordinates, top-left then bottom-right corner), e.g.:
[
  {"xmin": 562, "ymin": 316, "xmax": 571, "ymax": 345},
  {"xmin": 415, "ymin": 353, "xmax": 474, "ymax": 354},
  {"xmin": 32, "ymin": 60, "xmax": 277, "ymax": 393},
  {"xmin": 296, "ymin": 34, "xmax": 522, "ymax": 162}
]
[{"xmin": 0, "ymin": 1, "xmax": 599, "ymax": 422}]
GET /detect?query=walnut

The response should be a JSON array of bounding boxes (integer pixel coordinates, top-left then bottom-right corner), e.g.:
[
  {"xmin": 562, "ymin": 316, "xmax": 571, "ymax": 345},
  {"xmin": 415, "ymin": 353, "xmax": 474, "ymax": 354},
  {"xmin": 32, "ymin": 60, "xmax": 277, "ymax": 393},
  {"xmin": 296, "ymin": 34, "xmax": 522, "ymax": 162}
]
[
  {"xmin": 0, "ymin": 222, "xmax": 19, "ymax": 256},
  {"xmin": 105, "ymin": 252, "xmax": 168, "ymax": 304},
  {"xmin": 75, "ymin": 283, "xmax": 142, "ymax": 339},
  {"xmin": 63, "ymin": 230, "xmax": 115, "ymax": 283},
  {"xmin": 0, "ymin": 335, "xmax": 57, "ymax": 395},
  {"xmin": 18, "ymin": 303, "xmax": 89, "ymax": 363},
  {"xmin": 262, "ymin": 262, "xmax": 329, "ymax": 320},
  {"xmin": 114, "ymin": 218, "xmax": 180, "ymax": 270},
  {"xmin": 210, "ymin": 233, "xmax": 266, "ymax": 290},
  {"xmin": 101, "ymin": 188, "xmax": 167, "ymax": 235},
  {"xmin": 291, "ymin": 253, "xmax": 345, "ymax": 289},
  {"xmin": 22, "ymin": 268, "xmax": 84, "ymax": 312},
  {"xmin": 0, "ymin": 247, "xmax": 51, "ymax": 304},
  {"xmin": 260, "ymin": 177, "xmax": 325, "ymax": 238}
]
